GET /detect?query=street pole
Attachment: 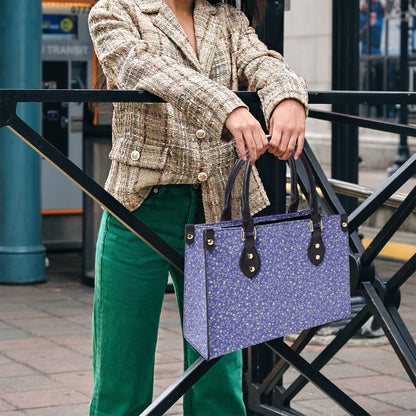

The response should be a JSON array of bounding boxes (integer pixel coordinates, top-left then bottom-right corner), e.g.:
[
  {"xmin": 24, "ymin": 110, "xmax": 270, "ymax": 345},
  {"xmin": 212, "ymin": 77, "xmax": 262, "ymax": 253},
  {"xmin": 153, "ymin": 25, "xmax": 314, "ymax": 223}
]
[
  {"xmin": 388, "ymin": 0, "xmax": 411, "ymax": 176},
  {"xmin": 0, "ymin": 0, "xmax": 45, "ymax": 282},
  {"xmin": 331, "ymin": 0, "xmax": 360, "ymax": 214}
]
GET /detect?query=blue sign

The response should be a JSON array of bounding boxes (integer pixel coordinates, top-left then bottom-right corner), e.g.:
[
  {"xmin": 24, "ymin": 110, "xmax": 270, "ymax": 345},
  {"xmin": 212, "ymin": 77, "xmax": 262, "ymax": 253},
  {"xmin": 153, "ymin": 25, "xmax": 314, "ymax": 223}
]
[{"xmin": 42, "ymin": 15, "xmax": 78, "ymax": 40}]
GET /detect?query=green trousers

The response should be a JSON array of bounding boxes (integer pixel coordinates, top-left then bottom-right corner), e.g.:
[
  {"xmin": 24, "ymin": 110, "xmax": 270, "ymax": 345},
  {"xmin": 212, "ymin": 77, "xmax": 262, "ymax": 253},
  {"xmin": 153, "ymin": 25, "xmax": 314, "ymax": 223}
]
[{"xmin": 90, "ymin": 184, "xmax": 246, "ymax": 416}]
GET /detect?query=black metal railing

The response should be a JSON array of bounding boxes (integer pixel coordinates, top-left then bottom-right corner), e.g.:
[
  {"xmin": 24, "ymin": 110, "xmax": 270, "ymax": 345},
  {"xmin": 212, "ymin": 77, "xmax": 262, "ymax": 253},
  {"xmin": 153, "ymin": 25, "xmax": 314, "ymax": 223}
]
[{"xmin": 0, "ymin": 89, "xmax": 415, "ymax": 416}]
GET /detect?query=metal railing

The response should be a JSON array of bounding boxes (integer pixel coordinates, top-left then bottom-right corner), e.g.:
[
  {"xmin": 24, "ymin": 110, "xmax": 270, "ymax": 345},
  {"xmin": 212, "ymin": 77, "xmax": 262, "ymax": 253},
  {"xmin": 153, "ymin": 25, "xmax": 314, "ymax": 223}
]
[{"xmin": 0, "ymin": 89, "xmax": 415, "ymax": 415}]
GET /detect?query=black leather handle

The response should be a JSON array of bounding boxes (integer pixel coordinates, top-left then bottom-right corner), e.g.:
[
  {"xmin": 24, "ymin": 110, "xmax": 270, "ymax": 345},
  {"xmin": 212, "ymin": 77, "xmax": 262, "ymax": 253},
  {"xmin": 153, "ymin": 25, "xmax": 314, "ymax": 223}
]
[
  {"xmin": 240, "ymin": 152, "xmax": 321, "ymax": 230},
  {"xmin": 221, "ymin": 150, "xmax": 301, "ymax": 221}
]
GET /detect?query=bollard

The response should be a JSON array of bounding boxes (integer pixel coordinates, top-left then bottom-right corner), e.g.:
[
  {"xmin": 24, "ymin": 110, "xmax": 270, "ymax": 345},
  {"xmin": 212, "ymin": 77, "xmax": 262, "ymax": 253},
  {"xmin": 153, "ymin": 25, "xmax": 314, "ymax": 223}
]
[{"xmin": 0, "ymin": 0, "xmax": 45, "ymax": 283}]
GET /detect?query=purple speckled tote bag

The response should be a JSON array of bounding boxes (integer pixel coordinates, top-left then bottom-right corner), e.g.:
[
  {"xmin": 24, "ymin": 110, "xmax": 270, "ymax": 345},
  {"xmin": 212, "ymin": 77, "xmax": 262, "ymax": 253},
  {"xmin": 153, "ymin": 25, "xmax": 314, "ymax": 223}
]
[{"xmin": 184, "ymin": 153, "xmax": 351, "ymax": 360}]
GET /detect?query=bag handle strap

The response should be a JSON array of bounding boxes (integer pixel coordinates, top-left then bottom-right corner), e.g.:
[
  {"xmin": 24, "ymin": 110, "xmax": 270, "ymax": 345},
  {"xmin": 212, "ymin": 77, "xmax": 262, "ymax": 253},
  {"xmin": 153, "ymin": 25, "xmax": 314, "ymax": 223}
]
[
  {"xmin": 241, "ymin": 153, "xmax": 321, "ymax": 231},
  {"xmin": 221, "ymin": 152, "xmax": 301, "ymax": 221},
  {"xmin": 238, "ymin": 152, "xmax": 325, "ymax": 279}
]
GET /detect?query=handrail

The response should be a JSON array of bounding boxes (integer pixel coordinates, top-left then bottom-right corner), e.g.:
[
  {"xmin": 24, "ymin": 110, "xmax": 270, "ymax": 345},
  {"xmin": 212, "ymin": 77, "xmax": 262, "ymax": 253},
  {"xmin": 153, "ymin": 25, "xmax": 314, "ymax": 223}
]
[
  {"xmin": 286, "ymin": 174, "xmax": 414, "ymax": 210},
  {"xmin": 2, "ymin": 88, "xmax": 416, "ymax": 104}
]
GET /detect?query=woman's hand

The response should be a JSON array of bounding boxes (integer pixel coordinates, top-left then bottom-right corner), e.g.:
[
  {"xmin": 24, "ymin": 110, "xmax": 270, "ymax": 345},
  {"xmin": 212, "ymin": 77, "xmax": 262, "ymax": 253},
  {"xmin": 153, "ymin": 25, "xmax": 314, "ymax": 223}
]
[
  {"xmin": 225, "ymin": 107, "xmax": 268, "ymax": 166},
  {"xmin": 268, "ymin": 99, "xmax": 306, "ymax": 160}
]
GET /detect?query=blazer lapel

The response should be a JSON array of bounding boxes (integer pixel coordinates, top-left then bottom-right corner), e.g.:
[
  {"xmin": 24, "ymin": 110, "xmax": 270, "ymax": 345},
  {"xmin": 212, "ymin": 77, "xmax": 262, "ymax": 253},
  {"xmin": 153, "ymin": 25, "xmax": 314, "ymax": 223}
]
[
  {"xmin": 140, "ymin": 0, "xmax": 202, "ymax": 71},
  {"xmin": 193, "ymin": 0, "xmax": 220, "ymax": 75}
]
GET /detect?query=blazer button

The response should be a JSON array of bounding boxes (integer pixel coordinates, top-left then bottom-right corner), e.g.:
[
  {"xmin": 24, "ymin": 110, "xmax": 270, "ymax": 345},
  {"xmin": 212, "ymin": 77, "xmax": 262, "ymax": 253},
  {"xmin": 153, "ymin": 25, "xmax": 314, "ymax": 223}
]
[
  {"xmin": 131, "ymin": 150, "xmax": 140, "ymax": 161},
  {"xmin": 197, "ymin": 172, "xmax": 208, "ymax": 182},
  {"xmin": 195, "ymin": 129, "xmax": 206, "ymax": 139}
]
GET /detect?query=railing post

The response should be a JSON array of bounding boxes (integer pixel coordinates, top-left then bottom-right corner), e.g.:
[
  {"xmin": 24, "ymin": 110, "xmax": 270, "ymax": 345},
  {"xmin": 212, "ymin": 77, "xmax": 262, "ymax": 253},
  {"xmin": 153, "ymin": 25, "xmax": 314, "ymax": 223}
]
[
  {"xmin": 388, "ymin": 0, "xmax": 411, "ymax": 176},
  {"xmin": 0, "ymin": 0, "xmax": 45, "ymax": 283},
  {"xmin": 331, "ymin": 0, "xmax": 360, "ymax": 214}
]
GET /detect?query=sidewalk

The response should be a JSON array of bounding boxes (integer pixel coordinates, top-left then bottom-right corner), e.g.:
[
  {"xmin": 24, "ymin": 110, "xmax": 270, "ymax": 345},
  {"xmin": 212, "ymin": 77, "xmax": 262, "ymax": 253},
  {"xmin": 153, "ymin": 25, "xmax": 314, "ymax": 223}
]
[{"xmin": 0, "ymin": 251, "xmax": 415, "ymax": 416}]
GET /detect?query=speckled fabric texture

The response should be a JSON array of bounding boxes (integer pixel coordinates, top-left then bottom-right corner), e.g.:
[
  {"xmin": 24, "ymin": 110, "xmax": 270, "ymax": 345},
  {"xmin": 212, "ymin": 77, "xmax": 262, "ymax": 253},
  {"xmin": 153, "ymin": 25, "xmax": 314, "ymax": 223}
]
[{"xmin": 184, "ymin": 210, "xmax": 351, "ymax": 360}]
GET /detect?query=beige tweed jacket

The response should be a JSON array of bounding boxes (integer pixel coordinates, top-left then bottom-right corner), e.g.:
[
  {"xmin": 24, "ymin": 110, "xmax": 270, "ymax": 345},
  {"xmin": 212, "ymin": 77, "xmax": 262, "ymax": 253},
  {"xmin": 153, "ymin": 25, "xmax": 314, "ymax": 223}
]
[{"xmin": 88, "ymin": 0, "xmax": 308, "ymax": 223}]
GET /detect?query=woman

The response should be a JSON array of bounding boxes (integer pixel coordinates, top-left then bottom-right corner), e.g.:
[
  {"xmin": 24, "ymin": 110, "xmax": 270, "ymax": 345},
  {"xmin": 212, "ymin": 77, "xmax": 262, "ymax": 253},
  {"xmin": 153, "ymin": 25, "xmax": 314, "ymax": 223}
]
[{"xmin": 88, "ymin": 0, "xmax": 308, "ymax": 414}]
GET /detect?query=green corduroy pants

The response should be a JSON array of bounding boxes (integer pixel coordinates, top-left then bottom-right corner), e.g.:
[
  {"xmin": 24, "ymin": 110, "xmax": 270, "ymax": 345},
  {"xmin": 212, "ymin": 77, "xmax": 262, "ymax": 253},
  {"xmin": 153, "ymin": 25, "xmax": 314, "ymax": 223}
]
[{"xmin": 89, "ymin": 184, "xmax": 246, "ymax": 416}]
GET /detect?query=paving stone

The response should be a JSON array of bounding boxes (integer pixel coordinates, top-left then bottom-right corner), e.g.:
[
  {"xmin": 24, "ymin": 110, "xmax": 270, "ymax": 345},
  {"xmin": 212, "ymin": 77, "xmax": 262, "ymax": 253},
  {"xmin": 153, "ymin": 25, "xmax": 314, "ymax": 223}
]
[
  {"xmin": 351, "ymin": 395, "xmax": 404, "ymax": 415},
  {"xmin": 0, "ymin": 338, "xmax": 57, "ymax": 352},
  {"xmin": 291, "ymin": 396, "xmax": 349, "ymax": 416},
  {"xmin": 24, "ymin": 403, "xmax": 90, "ymax": 416},
  {"xmin": 0, "ymin": 309, "xmax": 51, "ymax": 321},
  {"xmin": 156, "ymin": 337, "xmax": 183, "ymax": 352},
  {"xmin": 0, "ymin": 355, "xmax": 12, "ymax": 366},
  {"xmin": 369, "ymin": 390, "xmax": 416, "ymax": 410},
  {"xmin": 46, "ymin": 335, "xmax": 92, "ymax": 356},
  {"xmin": 6, "ymin": 317, "xmax": 90, "ymax": 338},
  {"xmin": 0, "ymin": 398, "xmax": 15, "ymax": 412},
  {"xmin": 1, "ymin": 388, "xmax": 90, "ymax": 409},
  {"xmin": 321, "ymin": 362, "xmax": 378, "ymax": 380},
  {"xmin": 3, "ymin": 347, "xmax": 92, "ymax": 374},
  {"xmin": 0, "ymin": 375, "xmax": 62, "ymax": 394},
  {"xmin": 0, "ymin": 328, "xmax": 32, "ymax": 342},
  {"xmin": 155, "ymin": 352, "xmax": 181, "ymax": 365},
  {"xmin": 0, "ymin": 362, "xmax": 37, "ymax": 378},
  {"xmin": 49, "ymin": 372, "xmax": 93, "ymax": 396},
  {"xmin": 154, "ymin": 362, "xmax": 184, "ymax": 379},
  {"xmin": 335, "ymin": 374, "xmax": 414, "ymax": 395}
]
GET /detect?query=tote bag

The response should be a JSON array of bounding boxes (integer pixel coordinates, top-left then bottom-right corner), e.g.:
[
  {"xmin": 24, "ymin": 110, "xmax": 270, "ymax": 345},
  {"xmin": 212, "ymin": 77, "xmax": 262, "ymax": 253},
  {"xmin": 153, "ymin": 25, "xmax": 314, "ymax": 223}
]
[{"xmin": 184, "ymin": 153, "xmax": 351, "ymax": 360}]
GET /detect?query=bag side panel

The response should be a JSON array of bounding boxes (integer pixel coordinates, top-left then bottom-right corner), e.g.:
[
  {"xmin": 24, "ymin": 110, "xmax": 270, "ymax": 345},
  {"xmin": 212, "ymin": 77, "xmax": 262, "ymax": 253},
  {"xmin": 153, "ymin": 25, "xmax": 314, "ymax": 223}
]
[{"xmin": 184, "ymin": 226, "xmax": 209, "ymax": 359}]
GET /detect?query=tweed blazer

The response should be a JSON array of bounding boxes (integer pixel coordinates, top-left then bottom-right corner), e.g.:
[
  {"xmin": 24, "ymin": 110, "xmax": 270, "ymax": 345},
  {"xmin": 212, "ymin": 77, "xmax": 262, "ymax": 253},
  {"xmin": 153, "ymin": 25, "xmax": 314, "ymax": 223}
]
[{"xmin": 88, "ymin": 0, "xmax": 308, "ymax": 222}]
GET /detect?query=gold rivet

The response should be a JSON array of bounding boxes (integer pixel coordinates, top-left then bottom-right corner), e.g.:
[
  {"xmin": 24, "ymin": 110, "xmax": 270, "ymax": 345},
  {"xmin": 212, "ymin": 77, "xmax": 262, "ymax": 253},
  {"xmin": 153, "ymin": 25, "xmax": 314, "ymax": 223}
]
[
  {"xmin": 316, "ymin": 254, "xmax": 321, "ymax": 260},
  {"xmin": 187, "ymin": 233, "xmax": 194, "ymax": 240},
  {"xmin": 249, "ymin": 266, "xmax": 256, "ymax": 272},
  {"xmin": 315, "ymin": 243, "xmax": 320, "ymax": 249},
  {"xmin": 247, "ymin": 253, "xmax": 254, "ymax": 259},
  {"xmin": 342, "ymin": 222, "xmax": 347, "ymax": 228},
  {"xmin": 207, "ymin": 239, "xmax": 214, "ymax": 246}
]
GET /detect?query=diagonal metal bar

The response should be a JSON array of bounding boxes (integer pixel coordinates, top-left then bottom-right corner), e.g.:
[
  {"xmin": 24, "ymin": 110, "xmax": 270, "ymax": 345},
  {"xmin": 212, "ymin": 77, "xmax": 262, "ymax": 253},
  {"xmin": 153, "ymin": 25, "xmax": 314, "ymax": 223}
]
[
  {"xmin": 386, "ymin": 253, "xmax": 416, "ymax": 293},
  {"xmin": 259, "ymin": 329, "xmax": 318, "ymax": 397},
  {"xmin": 348, "ymin": 152, "xmax": 416, "ymax": 232},
  {"xmin": 265, "ymin": 338, "xmax": 370, "ymax": 416},
  {"xmin": 361, "ymin": 282, "xmax": 416, "ymax": 385},
  {"xmin": 140, "ymin": 357, "xmax": 220, "ymax": 416},
  {"xmin": 309, "ymin": 108, "xmax": 416, "ymax": 136},
  {"xmin": 282, "ymin": 306, "xmax": 372, "ymax": 404},
  {"xmin": 301, "ymin": 143, "xmax": 365, "ymax": 256},
  {"xmin": 387, "ymin": 305, "xmax": 416, "ymax": 365},
  {"xmin": 302, "ymin": 142, "xmax": 346, "ymax": 215},
  {"xmin": 5, "ymin": 111, "xmax": 184, "ymax": 273},
  {"xmin": 360, "ymin": 186, "xmax": 416, "ymax": 266}
]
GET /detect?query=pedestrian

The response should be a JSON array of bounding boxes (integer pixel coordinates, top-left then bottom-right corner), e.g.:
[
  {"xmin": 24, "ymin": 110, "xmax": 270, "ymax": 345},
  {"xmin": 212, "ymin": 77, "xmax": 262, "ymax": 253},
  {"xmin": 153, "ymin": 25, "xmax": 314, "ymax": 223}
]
[{"xmin": 88, "ymin": 0, "xmax": 308, "ymax": 414}]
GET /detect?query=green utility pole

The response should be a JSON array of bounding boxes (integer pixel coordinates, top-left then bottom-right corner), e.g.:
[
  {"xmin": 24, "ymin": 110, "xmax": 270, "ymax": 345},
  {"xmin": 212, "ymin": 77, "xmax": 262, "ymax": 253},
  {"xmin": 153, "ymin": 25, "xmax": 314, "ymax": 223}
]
[{"xmin": 0, "ymin": 0, "xmax": 45, "ymax": 282}]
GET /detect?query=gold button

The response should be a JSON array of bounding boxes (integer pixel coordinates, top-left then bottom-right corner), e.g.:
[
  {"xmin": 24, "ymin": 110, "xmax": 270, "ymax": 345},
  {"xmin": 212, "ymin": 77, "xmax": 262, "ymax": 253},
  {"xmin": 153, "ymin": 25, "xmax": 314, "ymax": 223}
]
[
  {"xmin": 195, "ymin": 129, "xmax": 206, "ymax": 139},
  {"xmin": 197, "ymin": 172, "xmax": 208, "ymax": 182},
  {"xmin": 131, "ymin": 150, "xmax": 140, "ymax": 161}
]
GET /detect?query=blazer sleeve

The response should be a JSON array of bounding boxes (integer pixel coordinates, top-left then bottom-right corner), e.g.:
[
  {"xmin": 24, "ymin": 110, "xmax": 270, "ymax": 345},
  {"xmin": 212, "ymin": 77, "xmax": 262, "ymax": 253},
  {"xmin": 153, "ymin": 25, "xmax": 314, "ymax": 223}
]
[
  {"xmin": 88, "ymin": 0, "xmax": 246, "ymax": 140},
  {"xmin": 228, "ymin": 7, "xmax": 309, "ymax": 128}
]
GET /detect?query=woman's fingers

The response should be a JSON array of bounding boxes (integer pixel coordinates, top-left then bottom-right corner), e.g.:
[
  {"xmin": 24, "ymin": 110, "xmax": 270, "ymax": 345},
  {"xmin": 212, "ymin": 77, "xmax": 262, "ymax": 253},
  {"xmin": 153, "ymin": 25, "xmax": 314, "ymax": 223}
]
[
  {"xmin": 268, "ymin": 99, "xmax": 306, "ymax": 160},
  {"xmin": 225, "ymin": 107, "xmax": 268, "ymax": 165}
]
